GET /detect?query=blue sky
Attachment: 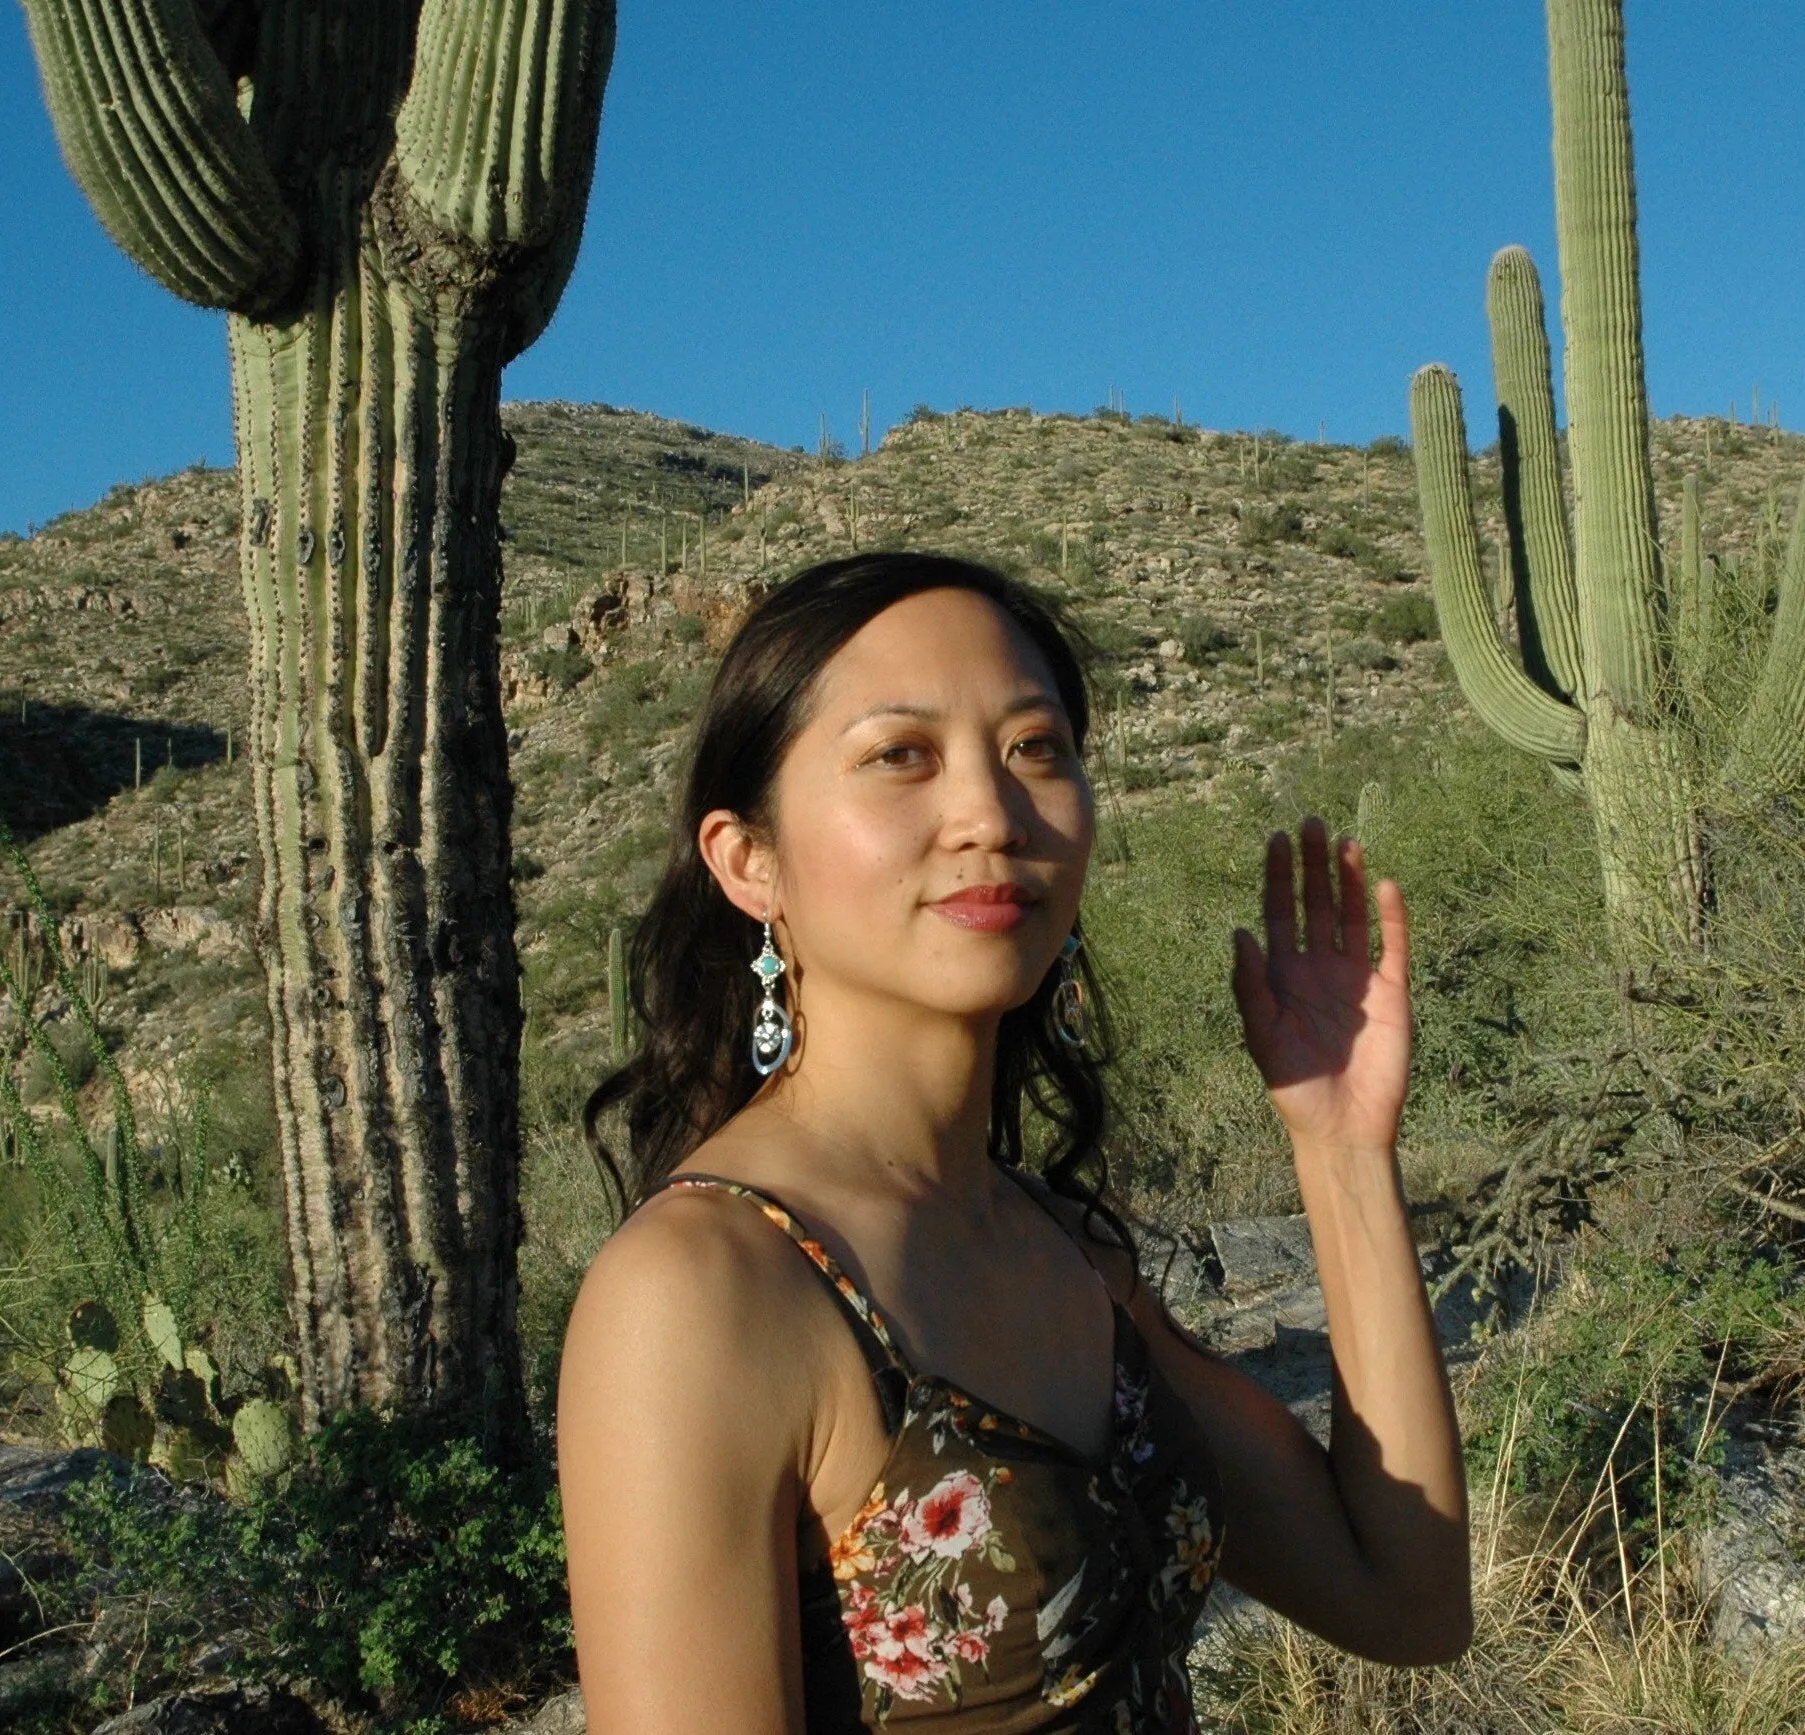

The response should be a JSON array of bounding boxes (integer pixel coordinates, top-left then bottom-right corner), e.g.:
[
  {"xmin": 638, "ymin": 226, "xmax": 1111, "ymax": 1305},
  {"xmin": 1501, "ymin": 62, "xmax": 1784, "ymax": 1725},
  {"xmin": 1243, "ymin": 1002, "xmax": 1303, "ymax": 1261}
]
[{"xmin": 3, "ymin": 1, "xmax": 1802, "ymax": 535}]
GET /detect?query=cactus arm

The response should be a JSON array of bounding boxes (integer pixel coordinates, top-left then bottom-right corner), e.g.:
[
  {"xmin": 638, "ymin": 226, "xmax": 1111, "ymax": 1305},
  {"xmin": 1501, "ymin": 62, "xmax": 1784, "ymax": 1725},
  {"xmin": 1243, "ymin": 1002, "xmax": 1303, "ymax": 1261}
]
[
  {"xmin": 1412, "ymin": 366, "xmax": 1587, "ymax": 764},
  {"xmin": 1722, "ymin": 476, "xmax": 1805, "ymax": 799},
  {"xmin": 394, "ymin": 0, "xmax": 616, "ymax": 253},
  {"xmin": 1487, "ymin": 246, "xmax": 1584, "ymax": 702},
  {"xmin": 1546, "ymin": 0, "xmax": 1666, "ymax": 713},
  {"xmin": 20, "ymin": 0, "xmax": 298, "ymax": 315}
]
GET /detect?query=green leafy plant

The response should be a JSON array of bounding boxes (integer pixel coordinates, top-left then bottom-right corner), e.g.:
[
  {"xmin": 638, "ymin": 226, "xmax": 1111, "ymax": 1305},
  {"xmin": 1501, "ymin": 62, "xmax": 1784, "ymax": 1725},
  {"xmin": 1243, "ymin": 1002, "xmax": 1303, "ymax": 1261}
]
[
  {"xmin": 50, "ymin": 1410, "xmax": 573, "ymax": 1730},
  {"xmin": 1462, "ymin": 1238, "xmax": 1800, "ymax": 1557}
]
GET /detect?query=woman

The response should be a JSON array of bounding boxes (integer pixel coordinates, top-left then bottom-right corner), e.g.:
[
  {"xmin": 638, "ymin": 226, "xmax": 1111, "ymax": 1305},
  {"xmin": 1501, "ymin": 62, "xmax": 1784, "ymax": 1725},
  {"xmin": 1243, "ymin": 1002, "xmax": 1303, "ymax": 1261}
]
[{"xmin": 558, "ymin": 552, "xmax": 1470, "ymax": 1733}]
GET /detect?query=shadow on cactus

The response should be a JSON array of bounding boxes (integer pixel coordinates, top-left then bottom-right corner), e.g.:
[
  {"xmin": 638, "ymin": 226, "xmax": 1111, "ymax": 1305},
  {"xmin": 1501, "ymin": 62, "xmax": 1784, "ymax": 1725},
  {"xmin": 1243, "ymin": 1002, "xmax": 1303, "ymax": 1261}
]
[{"xmin": 1, "ymin": 817, "xmax": 295, "ymax": 1497}]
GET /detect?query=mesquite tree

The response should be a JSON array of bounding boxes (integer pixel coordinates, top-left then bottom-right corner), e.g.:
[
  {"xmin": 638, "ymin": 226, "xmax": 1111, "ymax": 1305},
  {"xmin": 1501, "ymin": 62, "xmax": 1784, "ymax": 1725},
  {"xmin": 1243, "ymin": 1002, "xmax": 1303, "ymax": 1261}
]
[
  {"xmin": 1409, "ymin": 0, "xmax": 1805, "ymax": 963},
  {"xmin": 22, "ymin": 0, "xmax": 617, "ymax": 1428}
]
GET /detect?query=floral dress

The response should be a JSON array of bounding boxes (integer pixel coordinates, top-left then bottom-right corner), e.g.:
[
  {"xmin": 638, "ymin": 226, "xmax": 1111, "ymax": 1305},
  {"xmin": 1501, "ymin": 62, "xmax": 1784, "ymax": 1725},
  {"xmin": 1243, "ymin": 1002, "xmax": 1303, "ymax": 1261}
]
[{"xmin": 650, "ymin": 1174, "xmax": 1225, "ymax": 1733}]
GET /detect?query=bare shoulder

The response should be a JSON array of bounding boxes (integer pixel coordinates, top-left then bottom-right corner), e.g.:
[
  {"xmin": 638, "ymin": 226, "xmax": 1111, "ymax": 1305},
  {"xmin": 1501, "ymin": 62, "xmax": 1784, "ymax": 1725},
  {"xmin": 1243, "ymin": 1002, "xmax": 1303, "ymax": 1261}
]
[
  {"xmin": 560, "ymin": 1185, "xmax": 820, "ymax": 1425},
  {"xmin": 557, "ymin": 1185, "xmax": 824, "ymax": 1729}
]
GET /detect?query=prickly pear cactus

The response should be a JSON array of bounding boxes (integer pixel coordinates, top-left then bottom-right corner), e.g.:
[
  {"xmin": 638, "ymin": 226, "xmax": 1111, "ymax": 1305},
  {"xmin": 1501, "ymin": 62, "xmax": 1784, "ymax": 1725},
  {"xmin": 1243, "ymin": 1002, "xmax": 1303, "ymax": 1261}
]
[
  {"xmin": 1409, "ymin": 0, "xmax": 1805, "ymax": 962},
  {"xmin": 226, "ymin": 1397, "xmax": 298, "ymax": 1501},
  {"xmin": 21, "ymin": 0, "xmax": 618, "ymax": 1431},
  {"xmin": 56, "ymin": 1344, "xmax": 123, "ymax": 1442}
]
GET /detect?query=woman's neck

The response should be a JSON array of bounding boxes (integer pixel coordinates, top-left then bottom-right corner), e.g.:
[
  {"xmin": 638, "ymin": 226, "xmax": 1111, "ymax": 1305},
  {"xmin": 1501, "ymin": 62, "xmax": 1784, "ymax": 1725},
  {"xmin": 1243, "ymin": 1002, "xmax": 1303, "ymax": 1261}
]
[{"xmin": 751, "ymin": 993, "xmax": 1005, "ymax": 1220}]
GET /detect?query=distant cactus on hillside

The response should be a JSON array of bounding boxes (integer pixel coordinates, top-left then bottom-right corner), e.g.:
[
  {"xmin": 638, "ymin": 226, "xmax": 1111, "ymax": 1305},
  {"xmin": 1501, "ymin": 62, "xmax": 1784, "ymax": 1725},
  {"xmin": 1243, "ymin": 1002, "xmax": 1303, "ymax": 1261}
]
[
  {"xmin": 20, "ymin": 0, "xmax": 617, "ymax": 1432},
  {"xmin": 1410, "ymin": 0, "xmax": 1805, "ymax": 963}
]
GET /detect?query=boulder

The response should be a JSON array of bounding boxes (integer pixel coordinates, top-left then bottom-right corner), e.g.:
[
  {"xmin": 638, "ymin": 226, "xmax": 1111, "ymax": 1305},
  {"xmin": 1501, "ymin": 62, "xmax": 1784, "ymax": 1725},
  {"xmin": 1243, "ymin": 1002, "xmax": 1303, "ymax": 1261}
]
[{"xmin": 1693, "ymin": 1430, "xmax": 1805, "ymax": 1653}]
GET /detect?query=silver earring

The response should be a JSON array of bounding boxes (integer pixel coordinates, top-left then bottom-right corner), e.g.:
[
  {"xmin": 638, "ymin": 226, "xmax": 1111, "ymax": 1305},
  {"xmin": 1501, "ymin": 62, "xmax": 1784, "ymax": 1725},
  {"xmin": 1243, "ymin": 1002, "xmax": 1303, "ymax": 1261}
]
[
  {"xmin": 1052, "ymin": 932, "xmax": 1089, "ymax": 1049},
  {"xmin": 749, "ymin": 918, "xmax": 793, "ymax": 1076}
]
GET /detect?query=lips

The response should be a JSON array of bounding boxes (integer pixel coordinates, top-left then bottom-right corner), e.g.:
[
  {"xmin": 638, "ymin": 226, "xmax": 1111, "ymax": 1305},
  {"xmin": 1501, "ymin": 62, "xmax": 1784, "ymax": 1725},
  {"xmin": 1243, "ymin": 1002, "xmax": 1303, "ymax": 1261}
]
[
  {"xmin": 934, "ymin": 883, "xmax": 1034, "ymax": 907},
  {"xmin": 930, "ymin": 883, "xmax": 1037, "ymax": 932}
]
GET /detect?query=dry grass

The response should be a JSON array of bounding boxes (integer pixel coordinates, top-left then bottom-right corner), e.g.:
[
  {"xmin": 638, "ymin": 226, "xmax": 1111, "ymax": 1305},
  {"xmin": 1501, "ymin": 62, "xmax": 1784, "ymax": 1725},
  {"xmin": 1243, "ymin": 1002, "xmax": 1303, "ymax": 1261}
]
[{"xmin": 1191, "ymin": 1389, "xmax": 1805, "ymax": 1734}]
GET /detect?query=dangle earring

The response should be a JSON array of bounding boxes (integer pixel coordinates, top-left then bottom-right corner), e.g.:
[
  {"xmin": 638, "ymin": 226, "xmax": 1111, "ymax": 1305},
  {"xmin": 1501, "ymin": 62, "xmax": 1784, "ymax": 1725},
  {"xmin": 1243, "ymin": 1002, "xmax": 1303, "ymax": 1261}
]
[
  {"xmin": 1052, "ymin": 932, "xmax": 1089, "ymax": 1049},
  {"xmin": 749, "ymin": 916, "xmax": 794, "ymax": 1076}
]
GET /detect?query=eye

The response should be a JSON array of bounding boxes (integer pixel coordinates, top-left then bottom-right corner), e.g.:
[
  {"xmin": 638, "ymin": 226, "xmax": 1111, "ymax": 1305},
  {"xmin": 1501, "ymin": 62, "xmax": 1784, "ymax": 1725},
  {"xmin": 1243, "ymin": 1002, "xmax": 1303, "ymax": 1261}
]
[
  {"xmin": 864, "ymin": 740, "xmax": 930, "ymax": 769},
  {"xmin": 1010, "ymin": 732, "xmax": 1069, "ymax": 763}
]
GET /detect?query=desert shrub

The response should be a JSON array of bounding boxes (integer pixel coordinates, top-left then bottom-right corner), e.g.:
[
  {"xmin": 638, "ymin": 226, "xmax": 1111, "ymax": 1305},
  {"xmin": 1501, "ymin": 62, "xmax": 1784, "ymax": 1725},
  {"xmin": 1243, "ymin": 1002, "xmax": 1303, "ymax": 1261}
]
[
  {"xmin": 46, "ymin": 1410, "xmax": 572, "ymax": 1733},
  {"xmin": 1371, "ymin": 591, "xmax": 1440, "ymax": 643},
  {"xmin": 527, "ymin": 643, "xmax": 593, "ymax": 692},
  {"xmin": 1178, "ymin": 615, "xmax": 1236, "ymax": 664},
  {"xmin": 1315, "ymin": 523, "xmax": 1373, "ymax": 561},
  {"xmin": 1334, "ymin": 636, "xmax": 1398, "ymax": 672},
  {"xmin": 1462, "ymin": 1237, "xmax": 1799, "ymax": 1556},
  {"xmin": 1239, "ymin": 501, "xmax": 1307, "ymax": 549},
  {"xmin": 18, "ymin": 1017, "xmax": 96, "ymax": 1103}
]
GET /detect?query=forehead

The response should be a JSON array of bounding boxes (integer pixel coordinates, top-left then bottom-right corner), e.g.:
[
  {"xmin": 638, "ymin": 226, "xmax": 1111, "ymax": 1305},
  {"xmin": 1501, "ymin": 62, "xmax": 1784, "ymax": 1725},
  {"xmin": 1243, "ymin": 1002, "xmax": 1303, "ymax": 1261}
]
[{"xmin": 807, "ymin": 587, "xmax": 1066, "ymax": 722}]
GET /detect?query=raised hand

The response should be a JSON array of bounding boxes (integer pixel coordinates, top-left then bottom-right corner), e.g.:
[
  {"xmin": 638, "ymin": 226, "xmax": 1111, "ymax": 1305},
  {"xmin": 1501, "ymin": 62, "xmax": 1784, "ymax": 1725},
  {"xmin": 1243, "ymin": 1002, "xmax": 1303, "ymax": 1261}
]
[{"xmin": 1230, "ymin": 816, "xmax": 1412, "ymax": 1158}]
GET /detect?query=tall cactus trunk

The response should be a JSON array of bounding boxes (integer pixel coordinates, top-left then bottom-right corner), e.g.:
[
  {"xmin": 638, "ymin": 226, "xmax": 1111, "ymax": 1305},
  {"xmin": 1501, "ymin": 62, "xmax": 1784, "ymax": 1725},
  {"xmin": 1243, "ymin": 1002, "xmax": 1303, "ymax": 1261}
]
[
  {"xmin": 22, "ymin": 0, "xmax": 616, "ymax": 1432},
  {"xmin": 1546, "ymin": 0, "xmax": 1704, "ymax": 954},
  {"xmin": 229, "ymin": 237, "xmax": 523, "ymax": 1427}
]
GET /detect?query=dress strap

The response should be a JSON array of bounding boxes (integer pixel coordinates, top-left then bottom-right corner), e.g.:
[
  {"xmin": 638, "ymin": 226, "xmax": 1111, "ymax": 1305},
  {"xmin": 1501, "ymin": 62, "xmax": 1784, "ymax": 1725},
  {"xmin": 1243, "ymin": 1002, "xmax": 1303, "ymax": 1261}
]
[{"xmin": 641, "ymin": 1173, "xmax": 913, "ymax": 1432}]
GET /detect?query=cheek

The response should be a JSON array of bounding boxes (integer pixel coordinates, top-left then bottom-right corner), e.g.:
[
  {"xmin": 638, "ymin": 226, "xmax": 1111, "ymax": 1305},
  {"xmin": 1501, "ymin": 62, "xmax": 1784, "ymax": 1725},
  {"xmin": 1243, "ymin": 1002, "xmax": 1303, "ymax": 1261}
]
[{"xmin": 777, "ymin": 783, "xmax": 931, "ymax": 912}]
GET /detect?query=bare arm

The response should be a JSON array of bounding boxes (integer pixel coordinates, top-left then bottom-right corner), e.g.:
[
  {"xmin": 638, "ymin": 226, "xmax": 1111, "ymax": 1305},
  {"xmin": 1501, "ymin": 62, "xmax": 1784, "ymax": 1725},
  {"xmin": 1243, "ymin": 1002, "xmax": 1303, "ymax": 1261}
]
[
  {"xmin": 1134, "ymin": 819, "xmax": 1469, "ymax": 1663},
  {"xmin": 557, "ymin": 1196, "xmax": 813, "ymax": 1733}
]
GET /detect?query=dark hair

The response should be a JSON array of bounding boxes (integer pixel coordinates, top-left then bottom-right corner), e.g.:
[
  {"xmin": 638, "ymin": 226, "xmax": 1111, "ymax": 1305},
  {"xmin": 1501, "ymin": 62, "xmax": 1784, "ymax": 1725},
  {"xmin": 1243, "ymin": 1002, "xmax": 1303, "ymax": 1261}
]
[{"xmin": 582, "ymin": 552, "xmax": 1134, "ymax": 1257}]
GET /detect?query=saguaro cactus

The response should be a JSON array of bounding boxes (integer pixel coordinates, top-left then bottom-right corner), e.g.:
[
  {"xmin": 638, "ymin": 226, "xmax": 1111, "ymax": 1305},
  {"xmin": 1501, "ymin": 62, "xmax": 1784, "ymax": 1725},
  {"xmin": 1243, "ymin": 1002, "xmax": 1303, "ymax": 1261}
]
[
  {"xmin": 1410, "ymin": 0, "xmax": 1805, "ymax": 962},
  {"xmin": 22, "ymin": 0, "xmax": 617, "ymax": 1429}
]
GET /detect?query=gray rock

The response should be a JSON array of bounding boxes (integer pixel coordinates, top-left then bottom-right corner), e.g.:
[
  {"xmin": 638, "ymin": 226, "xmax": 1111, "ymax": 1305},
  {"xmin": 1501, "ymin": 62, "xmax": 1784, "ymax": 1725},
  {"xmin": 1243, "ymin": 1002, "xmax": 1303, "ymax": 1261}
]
[
  {"xmin": 90, "ymin": 1682, "xmax": 323, "ymax": 1733},
  {"xmin": 1693, "ymin": 1432, "xmax": 1805, "ymax": 1653},
  {"xmin": 0, "ymin": 1441, "xmax": 127, "ymax": 1506},
  {"xmin": 1210, "ymin": 1215, "xmax": 1316, "ymax": 1298},
  {"xmin": 513, "ymin": 1685, "xmax": 587, "ymax": 1732}
]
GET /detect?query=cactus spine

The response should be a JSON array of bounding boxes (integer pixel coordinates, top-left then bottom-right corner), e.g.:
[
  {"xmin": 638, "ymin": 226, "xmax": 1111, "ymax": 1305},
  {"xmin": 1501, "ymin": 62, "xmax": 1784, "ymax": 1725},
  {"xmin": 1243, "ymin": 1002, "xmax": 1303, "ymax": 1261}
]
[
  {"xmin": 22, "ymin": 0, "xmax": 617, "ymax": 1430},
  {"xmin": 1406, "ymin": 0, "xmax": 1805, "ymax": 960}
]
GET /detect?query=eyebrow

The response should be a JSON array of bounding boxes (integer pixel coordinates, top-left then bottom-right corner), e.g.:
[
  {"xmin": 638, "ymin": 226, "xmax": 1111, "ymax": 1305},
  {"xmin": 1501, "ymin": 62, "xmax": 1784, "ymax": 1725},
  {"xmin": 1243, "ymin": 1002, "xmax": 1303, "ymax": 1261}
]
[{"xmin": 837, "ymin": 694, "xmax": 1067, "ymax": 737}]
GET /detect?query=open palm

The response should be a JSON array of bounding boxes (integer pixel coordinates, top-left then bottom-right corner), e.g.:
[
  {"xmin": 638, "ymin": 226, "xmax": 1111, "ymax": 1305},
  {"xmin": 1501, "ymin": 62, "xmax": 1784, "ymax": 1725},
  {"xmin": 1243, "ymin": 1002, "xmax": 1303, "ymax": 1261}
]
[{"xmin": 1231, "ymin": 817, "xmax": 1412, "ymax": 1155}]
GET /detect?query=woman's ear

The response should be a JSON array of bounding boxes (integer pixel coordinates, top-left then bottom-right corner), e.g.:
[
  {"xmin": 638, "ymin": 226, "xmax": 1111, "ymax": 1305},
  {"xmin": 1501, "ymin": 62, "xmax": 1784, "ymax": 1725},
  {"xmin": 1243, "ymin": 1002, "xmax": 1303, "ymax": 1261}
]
[{"xmin": 697, "ymin": 808, "xmax": 778, "ymax": 921}]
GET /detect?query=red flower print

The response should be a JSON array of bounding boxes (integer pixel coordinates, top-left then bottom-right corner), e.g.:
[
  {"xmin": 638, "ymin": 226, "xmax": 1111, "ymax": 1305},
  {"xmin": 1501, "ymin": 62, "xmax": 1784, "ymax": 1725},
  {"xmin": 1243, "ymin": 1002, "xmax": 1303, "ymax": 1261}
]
[
  {"xmin": 843, "ymin": 1581, "xmax": 886, "ymax": 1661},
  {"xmin": 864, "ymin": 1602, "xmax": 948, "ymax": 1701},
  {"xmin": 949, "ymin": 1628, "xmax": 990, "ymax": 1665},
  {"xmin": 898, "ymin": 1469, "xmax": 993, "ymax": 1561}
]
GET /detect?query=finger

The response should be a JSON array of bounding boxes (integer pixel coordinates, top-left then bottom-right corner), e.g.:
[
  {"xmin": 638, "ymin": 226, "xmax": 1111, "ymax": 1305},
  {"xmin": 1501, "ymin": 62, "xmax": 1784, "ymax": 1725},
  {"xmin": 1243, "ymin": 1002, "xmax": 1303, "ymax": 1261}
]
[
  {"xmin": 1230, "ymin": 926, "xmax": 1278, "ymax": 1045},
  {"xmin": 1338, "ymin": 836, "xmax": 1370, "ymax": 961},
  {"xmin": 1263, "ymin": 830, "xmax": 1297, "ymax": 959},
  {"xmin": 1375, "ymin": 877, "xmax": 1411, "ymax": 992},
  {"xmin": 1299, "ymin": 815, "xmax": 1335, "ymax": 953}
]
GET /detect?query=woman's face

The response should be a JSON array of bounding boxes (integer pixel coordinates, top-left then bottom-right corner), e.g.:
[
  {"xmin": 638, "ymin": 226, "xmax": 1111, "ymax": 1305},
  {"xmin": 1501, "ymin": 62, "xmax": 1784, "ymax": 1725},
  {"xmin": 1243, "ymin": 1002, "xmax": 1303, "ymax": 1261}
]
[{"xmin": 763, "ymin": 587, "xmax": 1094, "ymax": 1028}]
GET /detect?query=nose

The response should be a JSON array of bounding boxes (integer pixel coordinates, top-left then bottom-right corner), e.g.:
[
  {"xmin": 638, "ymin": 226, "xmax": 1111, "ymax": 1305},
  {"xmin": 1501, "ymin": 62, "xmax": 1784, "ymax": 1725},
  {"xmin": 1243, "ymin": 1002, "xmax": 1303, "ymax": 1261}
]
[{"xmin": 941, "ymin": 743, "xmax": 1030, "ymax": 852}]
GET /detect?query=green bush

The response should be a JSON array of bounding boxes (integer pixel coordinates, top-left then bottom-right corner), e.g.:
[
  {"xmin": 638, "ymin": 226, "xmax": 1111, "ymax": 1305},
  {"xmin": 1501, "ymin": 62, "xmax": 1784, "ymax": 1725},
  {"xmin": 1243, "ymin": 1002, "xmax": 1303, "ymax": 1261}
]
[
  {"xmin": 49, "ymin": 1411, "xmax": 573, "ymax": 1732},
  {"xmin": 1463, "ymin": 1237, "xmax": 1800, "ymax": 1554},
  {"xmin": 1239, "ymin": 501, "xmax": 1307, "ymax": 548},
  {"xmin": 527, "ymin": 643, "xmax": 593, "ymax": 692},
  {"xmin": 1333, "ymin": 636, "xmax": 1397, "ymax": 672},
  {"xmin": 1178, "ymin": 615, "xmax": 1235, "ymax": 664},
  {"xmin": 1370, "ymin": 591, "xmax": 1439, "ymax": 644},
  {"xmin": 1081, "ymin": 714, "xmax": 1611, "ymax": 1222}
]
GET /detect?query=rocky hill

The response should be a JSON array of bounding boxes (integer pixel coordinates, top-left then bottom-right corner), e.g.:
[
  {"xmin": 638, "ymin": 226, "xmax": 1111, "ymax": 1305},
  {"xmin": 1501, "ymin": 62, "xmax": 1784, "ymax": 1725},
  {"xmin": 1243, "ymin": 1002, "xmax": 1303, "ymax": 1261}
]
[{"xmin": 2, "ymin": 397, "xmax": 1801, "ymax": 1209}]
